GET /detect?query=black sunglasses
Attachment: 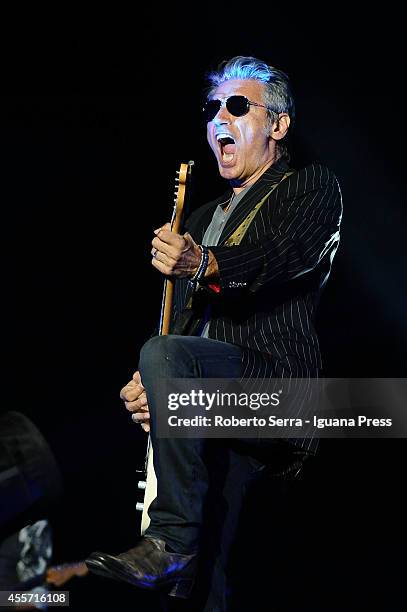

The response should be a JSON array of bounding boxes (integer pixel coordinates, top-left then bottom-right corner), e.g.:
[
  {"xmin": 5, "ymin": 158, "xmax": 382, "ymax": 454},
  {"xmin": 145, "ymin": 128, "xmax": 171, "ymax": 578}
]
[{"xmin": 202, "ymin": 95, "xmax": 274, "ymax": 122}]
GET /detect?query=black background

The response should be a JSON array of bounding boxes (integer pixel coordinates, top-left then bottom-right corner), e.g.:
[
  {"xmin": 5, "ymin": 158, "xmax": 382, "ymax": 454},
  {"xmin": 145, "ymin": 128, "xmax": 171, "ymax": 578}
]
[{"xmin": 1, "ymin": 8, "xmax": 406, "ymax": 610}]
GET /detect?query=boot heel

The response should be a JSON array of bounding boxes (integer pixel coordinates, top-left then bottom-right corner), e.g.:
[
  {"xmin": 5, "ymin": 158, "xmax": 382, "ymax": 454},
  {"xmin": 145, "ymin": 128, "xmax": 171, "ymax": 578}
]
[{"xmin": 168, "ymin": 578, "xmax": 194, "ymax": 599}]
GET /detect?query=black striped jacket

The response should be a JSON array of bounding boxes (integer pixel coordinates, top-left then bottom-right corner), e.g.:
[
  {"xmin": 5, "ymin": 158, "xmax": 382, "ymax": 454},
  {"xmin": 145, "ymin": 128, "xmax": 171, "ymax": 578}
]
[{"xmin": 173, "ymin": 158, "xmax": 342, "ymax": 378}]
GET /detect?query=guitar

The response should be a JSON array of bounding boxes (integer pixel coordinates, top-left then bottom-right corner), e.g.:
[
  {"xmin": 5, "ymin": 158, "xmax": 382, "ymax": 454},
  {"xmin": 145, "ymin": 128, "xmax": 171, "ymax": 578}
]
[{"xmin": 137, "ymin": 161, "xmax": 194, "ymax": 534}]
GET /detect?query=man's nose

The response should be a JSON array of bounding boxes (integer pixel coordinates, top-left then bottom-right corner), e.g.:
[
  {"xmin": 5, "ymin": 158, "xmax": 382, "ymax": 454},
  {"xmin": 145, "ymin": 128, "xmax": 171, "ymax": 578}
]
[
  {"xmin": 213, "ymin": 101, "xmax": 232, "ymax": 124},
  {"xmin": 213, "ymin": 113, "xmax": 230, "ymax": 125}
]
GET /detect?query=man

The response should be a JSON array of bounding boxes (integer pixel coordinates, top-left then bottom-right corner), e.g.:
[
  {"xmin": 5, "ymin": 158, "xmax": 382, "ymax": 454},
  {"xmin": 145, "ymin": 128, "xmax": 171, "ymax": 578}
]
[{"xmin": 86, "ymin": 56, "xmax": 342, "ymax": 599}]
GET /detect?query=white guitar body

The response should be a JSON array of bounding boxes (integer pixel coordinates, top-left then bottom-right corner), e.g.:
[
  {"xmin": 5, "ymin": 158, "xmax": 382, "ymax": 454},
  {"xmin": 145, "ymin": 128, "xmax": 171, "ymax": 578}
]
[{"xmin": 140, "ymin": 446, "xmax": 156, "ymax": 533}]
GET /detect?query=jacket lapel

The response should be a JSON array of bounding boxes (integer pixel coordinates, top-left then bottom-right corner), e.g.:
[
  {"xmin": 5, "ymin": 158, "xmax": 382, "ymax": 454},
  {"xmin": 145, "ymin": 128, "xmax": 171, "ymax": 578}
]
[
  {"xmin": 186, "ymin": 158, "xmax": 290, "ymax": 245},
  {"xmin": 218, "ymin": 158, "xmax": 290, "ymax": 245}
]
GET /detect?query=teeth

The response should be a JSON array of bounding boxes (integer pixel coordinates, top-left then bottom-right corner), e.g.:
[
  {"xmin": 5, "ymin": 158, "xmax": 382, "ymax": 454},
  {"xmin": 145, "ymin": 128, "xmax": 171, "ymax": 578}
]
[
  {"xmin": 223, "ymin": 153, "xmax": 234, "ymax": 162},
  {"xmin": 216, "ymin": 133, "xmax": 235, "ymax": 142}
]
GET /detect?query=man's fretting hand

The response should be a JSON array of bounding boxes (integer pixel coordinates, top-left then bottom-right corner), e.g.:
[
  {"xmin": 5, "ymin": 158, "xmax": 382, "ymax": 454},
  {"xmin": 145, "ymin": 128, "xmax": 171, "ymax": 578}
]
[
  {"xmin": 151, "ymin": 223, "xmax": 201, "ymax": 278},
  {"xmin": 151, "ymin": 222, "xmax": 219, "ymax": 279}
]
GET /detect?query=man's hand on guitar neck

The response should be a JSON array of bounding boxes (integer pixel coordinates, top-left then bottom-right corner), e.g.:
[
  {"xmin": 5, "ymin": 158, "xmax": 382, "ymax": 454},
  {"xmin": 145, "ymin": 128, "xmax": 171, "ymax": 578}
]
[
  {"xmin": 120, "ymin": 370, "xmax": 150, "ymax": 432},
  {"xmin": 151, "ymin": 222, "xmax": 219, "ymax": 280}
]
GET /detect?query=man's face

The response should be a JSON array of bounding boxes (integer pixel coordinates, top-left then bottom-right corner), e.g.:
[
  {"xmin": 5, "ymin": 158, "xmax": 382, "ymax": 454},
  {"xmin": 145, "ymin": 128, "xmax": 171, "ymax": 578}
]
[{"xmin": 206, "ymin": 79, "xmax": 276, "ymax": 188}]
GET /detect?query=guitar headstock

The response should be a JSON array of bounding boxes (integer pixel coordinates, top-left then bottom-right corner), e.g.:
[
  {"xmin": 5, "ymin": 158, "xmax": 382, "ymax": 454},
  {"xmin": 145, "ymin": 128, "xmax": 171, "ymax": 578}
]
[{"xmin": 171, "ymin": 161, "xmax": 194, "ymax": 234}]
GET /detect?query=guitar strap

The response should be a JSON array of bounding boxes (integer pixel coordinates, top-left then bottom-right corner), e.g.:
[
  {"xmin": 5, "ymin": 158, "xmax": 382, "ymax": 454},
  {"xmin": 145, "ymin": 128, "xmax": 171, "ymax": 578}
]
[{"xmin": 223, "ymin": 171, "xmax": 294, "ymax": 246}]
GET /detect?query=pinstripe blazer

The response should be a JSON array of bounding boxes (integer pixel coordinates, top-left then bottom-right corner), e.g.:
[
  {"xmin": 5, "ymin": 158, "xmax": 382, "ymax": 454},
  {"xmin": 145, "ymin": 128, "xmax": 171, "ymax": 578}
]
[{"xmin": 172, "ymin": 158, "xmax": 342, "ymax": 383}]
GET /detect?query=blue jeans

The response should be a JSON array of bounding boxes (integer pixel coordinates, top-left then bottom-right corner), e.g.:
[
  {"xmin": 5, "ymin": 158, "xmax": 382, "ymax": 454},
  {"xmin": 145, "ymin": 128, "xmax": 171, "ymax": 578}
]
[{"xmin": 139, "ymin": 335, "xmax": 306, "ymax": 554}]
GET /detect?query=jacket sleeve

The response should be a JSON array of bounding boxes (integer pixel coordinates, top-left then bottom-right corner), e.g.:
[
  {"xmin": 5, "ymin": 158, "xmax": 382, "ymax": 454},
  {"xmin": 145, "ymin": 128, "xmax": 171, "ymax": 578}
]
[{"xmin": 208, "ymin": 164, "xmax": 342, "ymax": 295}]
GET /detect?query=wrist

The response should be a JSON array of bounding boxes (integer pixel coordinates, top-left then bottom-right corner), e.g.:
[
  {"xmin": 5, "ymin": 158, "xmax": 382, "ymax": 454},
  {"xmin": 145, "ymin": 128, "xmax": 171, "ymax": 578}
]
[
  {"xmin": 204, "ymin": 250, "xmax": 219, "ymax": 279},
  {"xmin": 189, "ymin": 245, "xmax": 209, "ymax": 286}
]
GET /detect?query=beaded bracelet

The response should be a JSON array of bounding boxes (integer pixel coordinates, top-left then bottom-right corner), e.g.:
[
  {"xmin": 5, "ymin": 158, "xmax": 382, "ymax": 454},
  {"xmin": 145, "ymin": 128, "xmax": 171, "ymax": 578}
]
[{"xmin": 189, "ymin": 245, "xmax": 209, "ymax": 287}]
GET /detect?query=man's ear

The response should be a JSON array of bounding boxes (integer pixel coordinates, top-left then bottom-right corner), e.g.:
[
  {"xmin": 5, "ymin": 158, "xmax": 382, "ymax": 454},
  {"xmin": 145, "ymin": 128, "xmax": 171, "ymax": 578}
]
[{"xmin": 271, "ymin": 113, "xmax": 290, "ymax": 141}]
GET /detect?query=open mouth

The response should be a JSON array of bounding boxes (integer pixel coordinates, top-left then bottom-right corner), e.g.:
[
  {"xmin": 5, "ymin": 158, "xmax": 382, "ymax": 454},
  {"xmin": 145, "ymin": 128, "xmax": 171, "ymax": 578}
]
[{"xmin": 216, "ymin": 134, "xmax": 236, "ymax": 163}]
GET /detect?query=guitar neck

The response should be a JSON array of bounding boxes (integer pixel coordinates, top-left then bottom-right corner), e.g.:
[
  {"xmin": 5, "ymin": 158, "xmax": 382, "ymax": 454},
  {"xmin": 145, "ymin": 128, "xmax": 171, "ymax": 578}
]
[{"xmin": 158, "ymin": 161, "xmax": 194, "ymax": 336}]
